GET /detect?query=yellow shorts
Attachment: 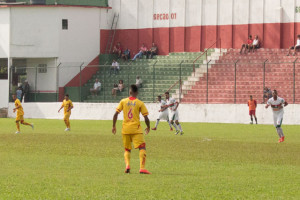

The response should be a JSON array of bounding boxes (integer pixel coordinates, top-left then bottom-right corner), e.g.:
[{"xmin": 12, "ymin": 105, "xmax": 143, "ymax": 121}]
[
  {"xmin": 122, "ymin": 133, "xmax": 145, "ymax": 150},
  {"xmin": 64, "ymin": 113, "xmax": 70, "ymax": 121},
  {"xmin": 16, "ymin": 115, "xmax": 24, "ymax": 122}
]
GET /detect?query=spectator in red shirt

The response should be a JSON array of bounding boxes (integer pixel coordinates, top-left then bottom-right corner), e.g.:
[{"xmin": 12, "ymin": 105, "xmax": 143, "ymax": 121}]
[
  {"xmin": 113, "ymin": 42, "xmax": 122, "ymax": 58},
  {"xmin": 240, "ymin": 35, "xmax": 253, "ymax": 54}
]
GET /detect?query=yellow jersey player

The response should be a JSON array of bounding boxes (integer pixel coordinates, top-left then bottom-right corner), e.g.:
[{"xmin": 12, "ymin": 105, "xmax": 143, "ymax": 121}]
[
  {"xmin": 112, "ymin": 85, "xmax": 151, "ymax": 174},
  {"xmin": 58, "ymin": 94, "xmax": 74, "ymax": 131},
  {"xmin": 12, "ymin": 94, "xmax": 34, "ymax": 134}
]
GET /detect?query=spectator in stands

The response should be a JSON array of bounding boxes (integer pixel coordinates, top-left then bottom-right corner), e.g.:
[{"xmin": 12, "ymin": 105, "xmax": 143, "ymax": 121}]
[
  {"xmin": 132, "ymin": 44, "xmax": 148, "ymax": 61},
  {"xmin": 147, "ymin": 43, "xmax": 158, "ymax": 59},
  {"xmin": 240, "ymin": 35, "xmax": 253, "ymax": 54},
  {"xmin": 22, "ymin": 80, "xmax": 30, "ymax": 102},
  {"xmin": 111, "ymin": 80, "xmax": 125, "ymax": 97},
  {"xmin": 16, "ymin": 85, "xmax": 23, "ymax": 101},
  {"xmin": 251, "ymin": 35, "xmax": 260, "ymax": 52},
  {"xmin": 90, "ymin": 79, "xmax": 101, "ymax": 96},
  {"xmin": 136, "ymin": 76, "xmax": 143, "ymax": 88},
  {"xmin": 110, "ymin": 60, "xmax": 120, "ymax": 75},
  {"xmin": 287, "ymin": 35, "xmax": 300, "ymax": 56},
  {"xmin": 262, "ymin": 87, "xmax": 272, "ymax": 103},
  {"xmin": 121, "ymin": 48, "xmax": 131, "ymax": 61},
  {"xmin": 112, "ymin": 42, "xmax": 122, "ymax": 58},
  {"xmin": 111, "ymin": 83, "xmax": 118, "ymax": 98}
]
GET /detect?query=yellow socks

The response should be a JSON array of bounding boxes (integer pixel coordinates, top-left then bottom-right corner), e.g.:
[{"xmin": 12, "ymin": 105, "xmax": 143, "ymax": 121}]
[
  {"xmin": 124, "ymin": 150, "xmax": 131, "ymax": 168},
  {"xmin": 16, "ymin": 122, "xmax": 20, "ymax": 131},
  {"xmin": 139, "ymin": 149, "xmax": 146, "ymax": 170}
]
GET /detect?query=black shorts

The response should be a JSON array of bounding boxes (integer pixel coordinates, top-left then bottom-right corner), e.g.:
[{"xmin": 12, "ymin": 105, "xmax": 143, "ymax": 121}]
[{"xmin": 291, "ymin": 46, "xmax": 300, "ymax": 49}]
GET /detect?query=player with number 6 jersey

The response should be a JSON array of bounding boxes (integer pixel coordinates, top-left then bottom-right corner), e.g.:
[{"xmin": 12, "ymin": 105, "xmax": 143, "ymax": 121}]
[{"xmin": 112, "ymin": 85, "xmax": 151, "ymax": 174}]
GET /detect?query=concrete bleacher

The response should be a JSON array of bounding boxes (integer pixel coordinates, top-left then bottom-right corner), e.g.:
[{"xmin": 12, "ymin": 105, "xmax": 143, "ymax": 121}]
[
  {"xmin": 180, "ymin": 48, "xmax": 300, "ymax": 104},
  {"xmin": 82, "ymin": 50, "xmax": 218, "ymax": 103}
]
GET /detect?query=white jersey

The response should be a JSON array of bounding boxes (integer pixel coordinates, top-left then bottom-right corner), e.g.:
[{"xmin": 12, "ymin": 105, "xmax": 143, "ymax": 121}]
[
  {"xmin": 166, "ymin": 98, "xmax": 177, "ymax": 112},
  {"xmin": 160, "ymin": 100, "xmax": 168, "ymax": 113},
  {"xmin": 267, "ymin": 97, "xmax": 285, "ymax": 112}
]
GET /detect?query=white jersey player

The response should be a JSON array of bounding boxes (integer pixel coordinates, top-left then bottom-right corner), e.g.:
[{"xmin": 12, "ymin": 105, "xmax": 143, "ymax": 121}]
[
  {"xmin": 164, "ymin": 92, "xmax": 184, "ymax": 135},
  {"xmin": 265, "ymin": 90, "xmax": 288, "ymax": 143},
  {"xmin": 152, "ymin": 96, "xmax": 173, "ymax": 131}
]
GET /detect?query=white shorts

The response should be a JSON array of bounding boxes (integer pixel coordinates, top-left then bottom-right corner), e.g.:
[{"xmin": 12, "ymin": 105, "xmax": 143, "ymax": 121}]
[
  {"xmin": 273, "ymin": 110, "xmax": 284, "ymax": 127},
  {"xmin": 157, "ymin": 111, "xmax": 169, "ymax": 121},
  {"xmin": 170, "ymin": 110, "xmax": 179, "ymax": 121}
]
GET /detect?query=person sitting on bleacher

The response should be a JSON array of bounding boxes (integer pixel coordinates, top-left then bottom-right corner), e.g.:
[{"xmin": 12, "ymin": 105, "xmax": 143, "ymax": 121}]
[
  {"xmin": 136, "ymin": 76, "xmax": 143, "ymax": 88},
  {"xmin": 90, "ymin": 79, "xmax": 101, "ymax": 96},
  {"xmin": 112, "ymin": 42, "xmax": 122, "ymax": 58},
  {"xmin": 110, "ymin": 60, "xmax": 120, "ymax": 75},
  {"xmin": 132, "ymin": 44, "xmax": 148, "ymax": 61},
  {"xmin": 112, "ymin": 80, "xmax": 125, "ymax": 97},
  {"xmin": 287, "ymin": 35, "xmax": 300, "ymax": 56},
  {"xmin": 146, "ymin": 43, "xmax": 158, "ymax": 59},
  {"xmin": 240, "ymin": 35, "xmax": 253, "ymax": 54},
  {"xmin": 121, "ymin": 48, "xmax": 131, "ymax": 61},
  {"xmin": 251, "ymin": 35, "xmax": 260, "ymax": 52}
]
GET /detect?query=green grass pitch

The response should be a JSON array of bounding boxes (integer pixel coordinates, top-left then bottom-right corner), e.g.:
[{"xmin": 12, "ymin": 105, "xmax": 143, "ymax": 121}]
[{"xmin": 0, "ymin": 118, "xmax": 300, "ymax": 199}]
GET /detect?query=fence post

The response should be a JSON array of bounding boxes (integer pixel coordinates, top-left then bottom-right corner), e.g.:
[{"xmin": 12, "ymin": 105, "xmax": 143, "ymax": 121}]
[
  {"xmin": 263, "ymin": 59, "xmax": 268, "ymax": 103},
  {"xmin": 293, "ymin": 58, "xmax": 298, "ymax": 103},
  {"xmin": 179, "ymin": 60, "xmax": 183, "ymax": 103},
  {"xmin": 79, "ymin": 62, "xmax": 84, "ymax": 102},
  {"xmin": 234, "ymin": 60, "xmax": 239, "ymax": 104},
  {"xmin": 35, "ymin": 66, "xmax": 37, "ymax": 102},
  {"xmin": 153, "ymin": 61, "xmax": 157, "ymax": 102},
  {"xmin": 206, "ymin": 60, "xmax": 212, "ymax": 104},
  {"xmin": 56, "ymin": 63, "xmax": 61, "ymax": 102},
  {"xmin": 103, "ymin": 65, "xmax": 106, "ymax": 102}
]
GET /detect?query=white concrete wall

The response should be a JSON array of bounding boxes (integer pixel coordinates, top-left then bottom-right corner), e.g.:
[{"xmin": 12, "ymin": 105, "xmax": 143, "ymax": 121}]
[
  {"xmin": 7, "ymin": 103, "xmax": 300, "ymax": 125},
  {"xmin": 0, "ymin": 8, "xmax": 10, "ymax": 58},
  {"xmin": 0, "ymin": 80, "xmax": 9, "ymax": 108},
  {"xmin": 8, "ymin": 7, "xmax": 101, "ymax": 87},
  {"xmin": 107, "ymin": 0, "xmax": 300, "ymax": 30},
  {"xmin": 25, "ymin": 58, "xmax": 57, "ymax": 92}
]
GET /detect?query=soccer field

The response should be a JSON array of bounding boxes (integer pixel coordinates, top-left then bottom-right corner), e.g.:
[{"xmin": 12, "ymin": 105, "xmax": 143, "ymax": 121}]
[{"xmin": 0, "ymin": 118, "xmax": 300, "ymax": 199}]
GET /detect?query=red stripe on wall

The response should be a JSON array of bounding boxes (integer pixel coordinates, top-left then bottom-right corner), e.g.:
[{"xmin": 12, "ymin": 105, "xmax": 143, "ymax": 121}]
[
  {"xmin": 64, "ymin": 55, "xmax": 100, "ymax": 87},
  {"xmin": 101, "ymin": 22, "xmax": 300, "ymax": 55}
]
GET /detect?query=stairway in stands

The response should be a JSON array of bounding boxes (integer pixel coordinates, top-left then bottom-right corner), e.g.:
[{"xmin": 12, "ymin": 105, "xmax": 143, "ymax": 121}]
[
  {"xmin": 180, "ymin": 48, "xmax": 300, "ymax": 104},
  {"xmin": 82, "ymin": 50, "xmax": 219, "ymax": 103}
]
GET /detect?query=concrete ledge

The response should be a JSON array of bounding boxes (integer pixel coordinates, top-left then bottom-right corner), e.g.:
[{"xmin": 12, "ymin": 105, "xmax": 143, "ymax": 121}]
[{"xmin": 7, "ymin": 103, "xmax": 300, "ymax": 125}]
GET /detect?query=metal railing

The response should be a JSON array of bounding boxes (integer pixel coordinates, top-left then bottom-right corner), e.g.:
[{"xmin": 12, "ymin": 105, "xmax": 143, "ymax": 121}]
[
  {"xmin": 8, "ymin": 57, "xmax": 300, "ymax": 104},
  {"xmin": 193, "ymin": 38, "xmax": 221, "ymax": 73}
]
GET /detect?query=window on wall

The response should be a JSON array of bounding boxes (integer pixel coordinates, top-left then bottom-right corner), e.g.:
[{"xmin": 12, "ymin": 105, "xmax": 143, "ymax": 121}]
[
  {"xmin": 38, "ymin": 64, "xmax": 47, "ymax": 73},
  {"xmin": 62, "ymin": 19, "xmax": 68, "ymax": 30},
  {"xmin": 0, "ymin": 59, "xmax": 8, "ymax": 79}
]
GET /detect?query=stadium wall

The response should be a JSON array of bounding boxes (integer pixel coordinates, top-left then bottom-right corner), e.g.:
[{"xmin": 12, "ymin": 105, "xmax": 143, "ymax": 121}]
[
  {"xmin": 0, "ymin": 80, "xmax": 9, "ymax": 108},
  {"xmin": 100, "ymin": 0, "xmax": 300, "ymax": 55},
  {"xmin": 7, "ymin": 103, "xmax": 300, "ymax": 125},
  {"xmin": 0, "ymin": 7, "xmax": 9, "ymax": 58}
]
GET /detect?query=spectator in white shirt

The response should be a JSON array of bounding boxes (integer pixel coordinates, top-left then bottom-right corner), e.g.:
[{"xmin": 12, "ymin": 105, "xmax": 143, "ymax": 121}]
[
  {"xmin": 90, "ymin": 79, "xmax": 101, "ymax": 96},
  {"xmin": 287, "ymin": 35, "xmax": 300, "ymax": 56},
  {"xmin": 251, "ymin": 35, "xmax": 260, "ymax": 52},
  {"xmin": 110, "ymin": 60, "xmax": 120, "ymax": 75},
  {"xmin": 136, "ymin": 76, "xmax": 143, "ymax": 88}
]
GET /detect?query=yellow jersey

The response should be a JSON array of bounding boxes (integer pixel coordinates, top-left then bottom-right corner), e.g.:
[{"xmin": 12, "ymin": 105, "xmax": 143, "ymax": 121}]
[
  {"xmin": 14, "ymin": 99, "xmax": 24, "ymax": 116},
  {"xmin": 116, "ymin": 97, "xmax": 149, "ymax": 134},
  {"xmin": 62, "ymin": 99, "xmax": 73, "ymax": 114}
]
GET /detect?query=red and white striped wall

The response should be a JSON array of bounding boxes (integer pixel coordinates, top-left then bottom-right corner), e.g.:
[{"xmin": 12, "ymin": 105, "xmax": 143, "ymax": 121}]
[{"xmin": 100, "ymin": 0, "xmax": 300, "ymax": 55}]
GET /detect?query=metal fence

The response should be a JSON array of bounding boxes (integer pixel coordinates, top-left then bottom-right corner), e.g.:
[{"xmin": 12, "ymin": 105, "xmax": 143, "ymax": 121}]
[{"xmin": 8, "ymin": 59, "xmax": 300, "ymax": 104}]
